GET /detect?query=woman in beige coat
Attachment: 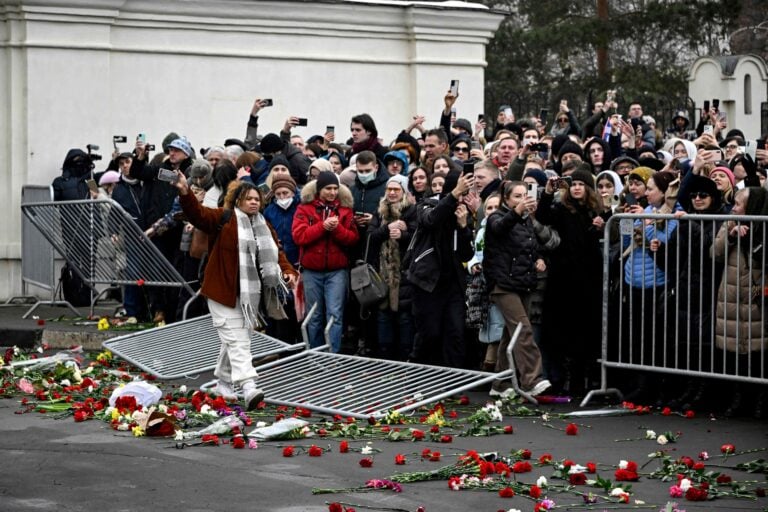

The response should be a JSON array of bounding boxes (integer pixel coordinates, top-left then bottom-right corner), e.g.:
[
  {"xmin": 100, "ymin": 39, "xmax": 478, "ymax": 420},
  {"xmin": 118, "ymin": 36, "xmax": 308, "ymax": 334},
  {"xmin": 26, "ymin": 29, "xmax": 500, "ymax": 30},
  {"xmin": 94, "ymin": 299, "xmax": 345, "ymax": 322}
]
[{"xmin": 711, "ymin": 187, "xmax": 767, "ymax": 417}]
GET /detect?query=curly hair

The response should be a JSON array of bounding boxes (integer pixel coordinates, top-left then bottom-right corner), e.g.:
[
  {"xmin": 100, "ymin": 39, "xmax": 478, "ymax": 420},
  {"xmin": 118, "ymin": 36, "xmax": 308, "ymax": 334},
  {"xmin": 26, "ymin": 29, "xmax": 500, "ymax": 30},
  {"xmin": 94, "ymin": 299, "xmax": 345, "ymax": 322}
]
[{"xmin": 223, "ymin": 180, "xmax": 261, "ymax": 210}]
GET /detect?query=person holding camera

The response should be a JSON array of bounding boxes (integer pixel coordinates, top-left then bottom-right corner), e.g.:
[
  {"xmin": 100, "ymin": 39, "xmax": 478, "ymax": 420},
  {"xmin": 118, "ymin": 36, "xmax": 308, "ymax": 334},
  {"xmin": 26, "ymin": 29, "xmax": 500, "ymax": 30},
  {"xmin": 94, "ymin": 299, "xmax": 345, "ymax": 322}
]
[{"xmin": 175, "ymin": 170, "xmax": 297, "ymax": 410}]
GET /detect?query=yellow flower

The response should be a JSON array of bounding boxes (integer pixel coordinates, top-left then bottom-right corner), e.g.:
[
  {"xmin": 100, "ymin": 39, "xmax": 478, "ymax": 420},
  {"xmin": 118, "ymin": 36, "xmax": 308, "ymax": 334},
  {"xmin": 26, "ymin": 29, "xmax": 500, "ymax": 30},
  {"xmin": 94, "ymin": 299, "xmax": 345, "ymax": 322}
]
[
  {"xmin": 111, "ymin": 408, "xmax": 120, "ymax": 421},
  {"xmin": 97, "ymin": 318, "xmax": 110, "ymax": 331},
  {"xmin": 132, "ymin": 426, "xmax": 145, "ymax": 437}
]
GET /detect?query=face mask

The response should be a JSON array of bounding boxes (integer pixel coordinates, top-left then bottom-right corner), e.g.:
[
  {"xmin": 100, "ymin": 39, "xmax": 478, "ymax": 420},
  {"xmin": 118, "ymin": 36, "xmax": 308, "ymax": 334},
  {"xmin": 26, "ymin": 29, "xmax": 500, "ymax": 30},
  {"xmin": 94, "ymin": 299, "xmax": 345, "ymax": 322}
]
[
  {"xmin": 357, "ymin": 171, "xmax": 375, "ymax": 184},
  {"xmin": 276, "ymin": 197, "xmax": 293, "ymax": 210}
]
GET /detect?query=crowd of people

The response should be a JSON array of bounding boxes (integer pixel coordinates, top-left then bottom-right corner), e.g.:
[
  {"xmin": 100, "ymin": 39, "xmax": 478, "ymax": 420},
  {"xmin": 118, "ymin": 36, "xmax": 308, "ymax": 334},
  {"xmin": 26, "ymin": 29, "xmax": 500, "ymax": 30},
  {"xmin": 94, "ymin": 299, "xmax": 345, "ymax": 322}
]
[{"xmin": 51, "ymin": 90, "xmax": 768, "ymax": 416}]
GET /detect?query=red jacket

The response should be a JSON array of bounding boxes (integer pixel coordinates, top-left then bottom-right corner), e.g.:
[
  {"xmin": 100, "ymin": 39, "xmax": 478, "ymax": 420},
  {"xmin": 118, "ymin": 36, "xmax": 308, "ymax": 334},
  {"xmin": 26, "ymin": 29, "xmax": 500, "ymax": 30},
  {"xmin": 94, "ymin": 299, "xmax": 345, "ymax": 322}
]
[{"xmin": 292, "ymin": 181, "xmax": 358, "ymax": 271}]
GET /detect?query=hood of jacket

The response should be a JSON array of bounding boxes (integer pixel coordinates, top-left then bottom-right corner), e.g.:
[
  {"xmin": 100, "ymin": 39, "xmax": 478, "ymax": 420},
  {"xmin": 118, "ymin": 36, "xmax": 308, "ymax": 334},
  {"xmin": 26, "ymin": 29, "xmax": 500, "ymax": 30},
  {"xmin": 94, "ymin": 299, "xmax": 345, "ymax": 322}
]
[
  {"xmin": 383, "ymin": 150, "xmax": 409, "ymax": 175},
  {"xmin": 301, "ymin": 179, "xmax": 354, "ymax": 208},
  {"xmin": 62, "ymin": 149, "xmax": 91, "ymax": 178}
]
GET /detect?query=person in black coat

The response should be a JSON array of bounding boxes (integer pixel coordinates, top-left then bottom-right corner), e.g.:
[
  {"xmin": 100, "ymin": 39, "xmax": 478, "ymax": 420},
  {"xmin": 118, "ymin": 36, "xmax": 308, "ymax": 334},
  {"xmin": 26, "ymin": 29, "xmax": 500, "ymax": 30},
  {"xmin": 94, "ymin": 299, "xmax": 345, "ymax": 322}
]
[
  {"xmin": 535, "ymin": 166, "xmax": 604, "ymax": 396},
  {"xmin": 484, "ymin": 181, "xmax": 551, "ymax": 398}
]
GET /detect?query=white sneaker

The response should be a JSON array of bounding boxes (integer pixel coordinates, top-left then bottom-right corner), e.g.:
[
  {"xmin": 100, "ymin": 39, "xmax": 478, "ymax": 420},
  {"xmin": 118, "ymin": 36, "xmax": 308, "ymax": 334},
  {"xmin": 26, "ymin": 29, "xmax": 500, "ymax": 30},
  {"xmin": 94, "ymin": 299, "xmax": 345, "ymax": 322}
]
[
  {"xmin": 242, "ymin": 382, "xmax": 265, "ymax": 411},
  {"xmin": 489, "ymin": 387, "xmax": 516, "ymax": 399},
  {"xmin": 527, "ymin": 379, "xmax": 552, "ymax": 397},
  {"xmin": 210, "ymin": 380, "xmax": 237, "ymax": 401}
]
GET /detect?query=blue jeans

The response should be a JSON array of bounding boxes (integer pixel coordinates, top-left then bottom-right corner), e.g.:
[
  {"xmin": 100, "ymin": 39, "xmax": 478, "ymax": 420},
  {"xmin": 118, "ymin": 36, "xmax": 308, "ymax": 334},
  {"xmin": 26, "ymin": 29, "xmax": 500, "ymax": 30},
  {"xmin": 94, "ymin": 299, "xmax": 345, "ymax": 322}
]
[
  {"xmin": 302, "ymin": 269, "xmax": 347, "ymax": 352},
  {"xmin": 377, "ymin": 309, "xmax": 413, "ymax": 361}
]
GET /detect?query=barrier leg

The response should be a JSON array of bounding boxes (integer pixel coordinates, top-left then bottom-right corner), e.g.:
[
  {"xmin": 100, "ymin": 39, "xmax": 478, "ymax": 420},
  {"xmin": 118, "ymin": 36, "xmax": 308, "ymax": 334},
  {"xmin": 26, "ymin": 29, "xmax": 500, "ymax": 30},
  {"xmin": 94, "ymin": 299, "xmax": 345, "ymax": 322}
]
[
  {"xmin": 323, "ymin": 315, "xmax": 335, "ymax": 351},
  {"xmin": 182, "ymin": 289, "xmax": 202, "ymax": 321},
  {"xmin": 300, "ymin": 303, "xmax": 318, "ymax": 350},
  {"xmin": 89, "ymin": 286, "xmax": 119, "ymax": 318},
  {"xmin": 580, "ymin": 361, "xmax": 623, "ymax": 407},
  {"xmin": 503, "ymin": 322, "xmax": 537, "ymax": 404},
  {"xmin": 22, "ymin": 299, "xmax": 81, "ymax": 319}
]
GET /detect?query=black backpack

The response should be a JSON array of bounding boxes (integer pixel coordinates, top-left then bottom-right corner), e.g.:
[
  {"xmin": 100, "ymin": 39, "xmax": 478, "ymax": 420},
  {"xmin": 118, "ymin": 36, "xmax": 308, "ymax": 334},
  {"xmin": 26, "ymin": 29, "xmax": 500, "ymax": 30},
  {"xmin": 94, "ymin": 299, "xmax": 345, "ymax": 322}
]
[{"xmin": 60, "ymin": 263, "xmax": 91, "ymax": 307}]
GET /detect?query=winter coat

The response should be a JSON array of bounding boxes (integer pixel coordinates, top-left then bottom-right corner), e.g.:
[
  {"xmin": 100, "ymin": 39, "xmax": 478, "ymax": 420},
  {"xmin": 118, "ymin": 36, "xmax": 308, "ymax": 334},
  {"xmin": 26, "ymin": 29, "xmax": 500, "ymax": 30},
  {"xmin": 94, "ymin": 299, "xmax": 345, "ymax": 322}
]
[
  {"xmin": 292, "ymin": 180, "xmax": 359, "ymax": 271},
  {"xmin": 263, "ymin": 191, "xmax": 300, "ymax": 266},
  {"xmin": 622, "ymin": 204, "xmax": 682, "ymax": 289},
  {"xmin": 110, "ymin": 178, "xmax": 146, "ymax": 228},
  {"xmin": 351, "ymin": 163, "xmax": 389, "ymax": 215},
  {"xmin": 282, "ymin": 143, "xmax": 311, "ymax": 186},
  {"xmin": 128, "ymin": 156, "xmax": 192, "ymax": 226},
  {"xmin": 178, "ymin": 192, "xmax": 297, "ymax": 308},
  {"xmin": 483, "ymin": 203, "xmax": 540, "ymax": 293},
  {"xmin": 711, "ymin": 222, "xmax": 767, "ymax": 354},
  {"xmin": 52, "ymin": 149, "xmax": 93, "ymax": 202}
]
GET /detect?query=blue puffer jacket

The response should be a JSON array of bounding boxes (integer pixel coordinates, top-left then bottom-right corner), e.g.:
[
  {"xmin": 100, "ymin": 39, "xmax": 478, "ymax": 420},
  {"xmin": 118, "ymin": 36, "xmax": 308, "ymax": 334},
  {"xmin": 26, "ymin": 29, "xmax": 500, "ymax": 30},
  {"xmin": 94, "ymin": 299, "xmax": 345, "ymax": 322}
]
[
  {"xmin": 622, "ymin": 203, "xmax": 682, "ymax": 288},
  {"xmin": 263, "ymin": 190, "xmax": 301, "ymax": 267}
]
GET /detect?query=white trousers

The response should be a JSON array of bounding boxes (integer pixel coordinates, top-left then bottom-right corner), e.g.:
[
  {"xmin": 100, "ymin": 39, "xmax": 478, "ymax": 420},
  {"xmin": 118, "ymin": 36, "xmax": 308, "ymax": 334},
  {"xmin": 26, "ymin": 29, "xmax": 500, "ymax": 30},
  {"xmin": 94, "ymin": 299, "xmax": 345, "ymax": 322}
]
[{"xmin": 208, "ymin": 298, "xmax": 258, "ymax": 386}]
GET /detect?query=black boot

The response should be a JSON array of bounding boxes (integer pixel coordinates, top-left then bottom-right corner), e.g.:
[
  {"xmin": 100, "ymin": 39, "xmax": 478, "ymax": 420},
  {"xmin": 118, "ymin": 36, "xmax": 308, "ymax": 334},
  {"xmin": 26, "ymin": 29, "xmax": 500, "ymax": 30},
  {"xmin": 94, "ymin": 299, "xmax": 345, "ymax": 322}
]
[
  {"xmin": 681, "ymin": 380, "xmax": 708, "ymax": 412},
  {"xmin": 723, "ymin": 385, "xmax": 743, "ymax": 418}
]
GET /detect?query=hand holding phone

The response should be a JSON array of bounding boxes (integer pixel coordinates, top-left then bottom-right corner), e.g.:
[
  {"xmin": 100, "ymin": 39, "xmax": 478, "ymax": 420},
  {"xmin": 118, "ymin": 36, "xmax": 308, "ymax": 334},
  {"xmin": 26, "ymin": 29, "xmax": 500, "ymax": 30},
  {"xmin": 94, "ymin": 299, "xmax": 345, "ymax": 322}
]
[
  {"xmin": 527, "ymin": 182, "xmax": 537, "ymax": 200},
  {"xmin": 296, "ymin": 118, "xmax": 308, "ymax": 127}
]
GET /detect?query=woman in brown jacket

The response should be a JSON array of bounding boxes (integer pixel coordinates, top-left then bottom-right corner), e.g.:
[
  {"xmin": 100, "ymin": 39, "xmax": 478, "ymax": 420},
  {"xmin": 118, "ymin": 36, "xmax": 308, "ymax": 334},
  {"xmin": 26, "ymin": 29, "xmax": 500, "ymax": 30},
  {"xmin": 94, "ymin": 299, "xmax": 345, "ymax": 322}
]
[
  {"xmin": 176, "ymin": 172, "xmax": 298, "ymax": 410},
  {"xmin": 711, "ymin": 187, "xmax": 768, "ymax": 417}
]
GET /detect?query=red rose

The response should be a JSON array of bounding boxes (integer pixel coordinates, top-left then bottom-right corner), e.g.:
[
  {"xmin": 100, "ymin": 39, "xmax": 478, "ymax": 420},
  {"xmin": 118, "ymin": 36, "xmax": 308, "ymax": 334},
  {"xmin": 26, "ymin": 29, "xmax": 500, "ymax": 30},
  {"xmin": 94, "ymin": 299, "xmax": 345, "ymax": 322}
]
[
  {"xmin": 504, "ymin": 425, "xmax": 514, "ymax": 434},
  {"xmin": 339, "ymin": 441, "xmax": 349, "ymax": 453},
  {"xmin": 329, "ymin": 503, "xmax": 343, "ymax": 512},
  {"xmin": 693, "ymin": 462, "xmax": 705, "ymax": 470},
  {"xmin": 429, "ymin": 451, "xmax": 441, "ymax": 462},
  {"xmin": 136, "ymin": 279, "xmax": 145, "ymax": 287},
  {"xmin": 662, "ymin": 406, "xmax": 672, "ymax": 416},
  {"xmin": 498, "ymin": 487, "xmax": 515, "ymax": 498},
  {"xmin": 421, "ymin": 448, "xmax": 432, "ymax": 458},
  {"xmin": 308, "ymin": 445, "xmax": 322, "ymax": 457},
  {"xmin": 678, "ymin": 456, "xmax": 694, "ymax": 468},
  {"xmin": 614, "ymin": 469, "xmax": 639, "ymax": 481},
  {"xmin": 520, "ymin": 448, "xmax": 531, "ymax": 459},
  {"xmin": 37, "ymin": 319, "xmax": 45, "ymax": 326},
  {"xmin": 411, "ymin": 429, "xmax": 425, "ymax": 440},
  {"xmin": 625, "ymin": 461, "xmax": 638, "ymax": 472},
  {"xmin": 449, "ymin": 410, "xmax": 458, "ymax": 418},
  {"xmin": 586, "ymin": 462, "xmax": 597, "ymax": 473},
  {"xmin": 429, "ymin": 425, "xmax": 439, "ymax": 433},
  {"xmin": 512, "ymin": 461, "xmax": 532, "ymax": 473},
  {"xmin": 529, "ymin": 485, "xmax": 542, "ymax": 498},
  {"xmin": 440, "ymin": 435, "xmax": 452, "ymax": 443},
  {"xmin": 685, "ymin": 486, "xmax": 708, "ymax": 501},
  {"xmin": 367, "ymin": 415, "xmax": 376, "ymax": 425},
  {"xmin": 232, "ymin": 436, "xmax": 246, "ymax": 449},
  {"xmin": 539, "ymin": 453, "xmax": 553, "ymax": 464},
  {"xmin": 569, "ymin": 472, "xmax": 587, "ymax": 485},
  {"xmin": 359, "ymin": 457, "xmax": 374, "ymax": 468},
  {"xmin": 720, "ymin": 443, "xmax": 735, "ymax": 454},
  {"xmin": 459, "ymin": 395, "xmax": 470, "ymax": 405},
  {"xmin": 565, "ymin": 423, "xmax": 578, "ymax": 435},
  {"xmin": 282, "ymin": 446, "xmax": 294, "ymax": 457},
  {"xmin": 395, "ymin": 454, "xmax": 406, "ymax": 465},
  {"xmin": 685, "ymin": 410, "xmax": 695, "ymax": 418},
  {"xmin": 381, "ymin": 426, "xmax": 391, "ymax": 433},
  {"xmin": 73, "ymin": 410, "xmax": 87, "ymax": 422},
  {"xmin": 201, "ymin": 434, "xmax": 220, "ymax": 446}
]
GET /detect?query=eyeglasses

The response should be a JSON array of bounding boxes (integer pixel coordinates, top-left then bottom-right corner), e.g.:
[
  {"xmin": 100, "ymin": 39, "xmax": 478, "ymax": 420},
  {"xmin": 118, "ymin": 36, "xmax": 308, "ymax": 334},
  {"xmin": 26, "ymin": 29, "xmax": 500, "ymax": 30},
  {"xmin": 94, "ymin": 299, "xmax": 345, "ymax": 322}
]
[
  {"xmin": 691, "ymin": 191, "xmax": 711, "ymax": 199},
  {"xmin": 454, "ymin": 147, "xmax": 469, "ymax": 153},
  {"xmin": 615, "ymin": 165, "xmax": 634, "ymax": 172}
]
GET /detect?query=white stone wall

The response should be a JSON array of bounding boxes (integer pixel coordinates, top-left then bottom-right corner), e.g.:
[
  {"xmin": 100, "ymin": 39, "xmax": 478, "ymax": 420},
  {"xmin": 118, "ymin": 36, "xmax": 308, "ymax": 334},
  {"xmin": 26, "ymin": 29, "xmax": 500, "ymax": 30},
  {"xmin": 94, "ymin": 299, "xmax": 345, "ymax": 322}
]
[
  {"xmin": 0, "ymin": 0, "xmax": 503, "ymax": 299},
  {"xmin": 688, "ymin": 54, "xmax": 768, "ymax": 140}
]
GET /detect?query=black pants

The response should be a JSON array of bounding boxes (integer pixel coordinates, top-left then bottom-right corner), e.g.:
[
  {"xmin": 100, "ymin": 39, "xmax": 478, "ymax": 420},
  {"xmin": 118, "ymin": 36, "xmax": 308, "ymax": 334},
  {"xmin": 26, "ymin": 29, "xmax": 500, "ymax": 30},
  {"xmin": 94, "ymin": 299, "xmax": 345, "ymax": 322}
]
[{"xmin": 412, "ymin": 281, "xmax": 466, "ymax": 367}]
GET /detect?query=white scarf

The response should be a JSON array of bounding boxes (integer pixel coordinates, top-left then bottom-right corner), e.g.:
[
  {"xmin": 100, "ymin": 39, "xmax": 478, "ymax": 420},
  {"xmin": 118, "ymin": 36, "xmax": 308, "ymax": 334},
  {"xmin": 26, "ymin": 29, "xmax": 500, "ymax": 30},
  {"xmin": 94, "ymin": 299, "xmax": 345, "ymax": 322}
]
[{"xmin": 235, "ymin": 208, "xmax": 286, "ymax": 330}]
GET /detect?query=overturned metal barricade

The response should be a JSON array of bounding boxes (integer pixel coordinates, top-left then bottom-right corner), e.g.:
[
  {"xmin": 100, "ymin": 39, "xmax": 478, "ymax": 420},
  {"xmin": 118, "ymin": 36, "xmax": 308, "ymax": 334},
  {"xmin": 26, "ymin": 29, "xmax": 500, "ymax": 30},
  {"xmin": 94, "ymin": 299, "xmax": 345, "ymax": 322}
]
[
  {"xmin": 103, "ymin": 314, "xmax": 303, "ymax": 379},
  {"xmin": 583, "ymin": 212, "xmax": 768, "ymax": 406},
  {"xmin": 21, "ymin": 199, "xmax": 197, "ymax": 316}
]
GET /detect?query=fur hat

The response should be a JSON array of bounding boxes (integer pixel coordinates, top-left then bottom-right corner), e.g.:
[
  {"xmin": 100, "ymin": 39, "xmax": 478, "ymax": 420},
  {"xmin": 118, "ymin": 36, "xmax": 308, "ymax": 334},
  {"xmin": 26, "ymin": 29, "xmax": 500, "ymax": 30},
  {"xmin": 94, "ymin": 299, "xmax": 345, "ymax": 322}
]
[
  {"xmin": 259, "ymin": 133, "xmax": 284, "ymax": 154},
  {"xmin": 271, "ymin": 176, "xmax": 296, "ymax": 194},
  {"xmin": 316, "ymin": 171, "xmax": 339, "ymax": 192},
  {"xmin": 98, "ymin": 171, "xmax": 120, "ymax": 186}
]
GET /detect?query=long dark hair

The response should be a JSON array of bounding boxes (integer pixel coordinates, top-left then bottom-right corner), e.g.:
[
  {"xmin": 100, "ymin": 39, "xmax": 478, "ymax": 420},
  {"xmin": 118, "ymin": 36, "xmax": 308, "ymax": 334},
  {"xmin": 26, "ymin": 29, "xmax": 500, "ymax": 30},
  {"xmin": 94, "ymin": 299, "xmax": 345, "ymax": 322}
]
[{"xmin": 560, "ymin": 181, "xmax": 601, "ymax": 215}]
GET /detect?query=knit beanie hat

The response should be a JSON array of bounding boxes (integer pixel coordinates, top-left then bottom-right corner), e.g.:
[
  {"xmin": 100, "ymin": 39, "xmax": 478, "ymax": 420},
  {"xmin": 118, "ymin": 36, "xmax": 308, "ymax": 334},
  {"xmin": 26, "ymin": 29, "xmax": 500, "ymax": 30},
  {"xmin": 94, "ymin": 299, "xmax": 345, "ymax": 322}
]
[
  {"xmin": 638, "ymin": 156, "xmax": 664, "ymax": 172},
  {"xmin": 627, "ymin": 166, "xmax": 655, "ymax": 185},
  {"xmin": 309, "ymin": 158, "xmax": 334, "ymax": 174},
  {"xmin": 453, "ymin": 118, "xmax": 472, "ymax": 134},
  {"xmin": 260, "ymin": 133, "xmax": 284, "ymax": 154},
  {"xmin": 270, "ymin": 175, "xmax": 297, "ymax": 193},
  {"xmin": 686, "ymin": 175, "xmax": 721, "ymax": 212},
  {"xmin": 569, "ymin": 165, "xmax": 596, "ymax": 190},
  {"xmin": 522, "ymin": 169, "xmax": 548, "ymax": 187},
  {"xmin": 651, "ymin": 170, "xmax": 676, "ymax": 194},
  {"xmin": 711, "ymin": 166, "xmax": 736, "ymax": 189},
  {"xmin": 168, "ymin": 137, "xmax": 192, "ymax": 157},
  {"xmin": 188, "ymin": 159, "xmax": 212, "ymax": 178},
  {"xmin": 610, "ymin": 155, "xmax": 639, "ymax": 173},
  {"xmin": 269, "ymin": 155, "xmax": 292, "ymax": 172},
  {"xmin": 558, "ymin": 140, "xmax": 584, "ymax": 161},
  {"xmin": 550, "ymin": 134, "xmax": 570, "ymax": 159},
  {"xmin": 316, "ymin": 171, "xmax": 339, "ymax": 192},
  {"xmin": 386, "ymin": 175, "xmax": 409, "ymax": 193}
]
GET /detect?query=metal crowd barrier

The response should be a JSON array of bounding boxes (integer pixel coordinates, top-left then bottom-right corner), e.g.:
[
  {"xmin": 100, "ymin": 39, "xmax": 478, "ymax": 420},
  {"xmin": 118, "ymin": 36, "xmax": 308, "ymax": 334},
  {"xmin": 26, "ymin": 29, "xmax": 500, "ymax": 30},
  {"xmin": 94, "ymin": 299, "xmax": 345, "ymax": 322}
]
[
  {"xmin": 21, "ymin": 199, "xmax": 197, "ymax": 317},
  {"xmin": 583, "ymin": 212, "xmax": 768, "ymax": 406},
  {"xmin": 2, "ymin": 186, "xmax": 81, "ymax": 316}
]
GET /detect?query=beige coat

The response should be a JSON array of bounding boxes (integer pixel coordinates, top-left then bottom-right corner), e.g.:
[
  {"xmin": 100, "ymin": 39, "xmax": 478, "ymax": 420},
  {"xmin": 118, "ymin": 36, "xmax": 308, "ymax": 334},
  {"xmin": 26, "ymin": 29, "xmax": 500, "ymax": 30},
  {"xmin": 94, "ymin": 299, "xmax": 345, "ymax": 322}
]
[{"xmin": 711, "ymin": 223, "xmax": 766, "ymax": 353}]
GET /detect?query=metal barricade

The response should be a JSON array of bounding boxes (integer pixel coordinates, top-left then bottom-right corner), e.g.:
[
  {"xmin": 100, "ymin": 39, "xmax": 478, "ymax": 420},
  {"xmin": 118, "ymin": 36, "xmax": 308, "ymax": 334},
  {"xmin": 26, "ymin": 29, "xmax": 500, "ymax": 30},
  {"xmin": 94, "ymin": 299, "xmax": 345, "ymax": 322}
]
[
  {"xmin": 21, "ymin": 199, "xmax": 196, "ymax": 316},
  {"xmin": 583, "ymin": 212, "xmax": 768, "ymax": 406},
  {"xmin": 3, "ymin": 186, "xmax": 80, "ymax": 317}
]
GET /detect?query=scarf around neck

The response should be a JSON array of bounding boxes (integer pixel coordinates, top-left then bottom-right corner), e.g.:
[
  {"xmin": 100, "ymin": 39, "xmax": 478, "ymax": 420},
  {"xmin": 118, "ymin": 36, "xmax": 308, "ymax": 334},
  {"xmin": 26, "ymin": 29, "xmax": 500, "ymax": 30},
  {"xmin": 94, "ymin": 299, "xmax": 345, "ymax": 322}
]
[{"xmin": 235, "ymin": 208, "xmax": 285, "ymax": 329}]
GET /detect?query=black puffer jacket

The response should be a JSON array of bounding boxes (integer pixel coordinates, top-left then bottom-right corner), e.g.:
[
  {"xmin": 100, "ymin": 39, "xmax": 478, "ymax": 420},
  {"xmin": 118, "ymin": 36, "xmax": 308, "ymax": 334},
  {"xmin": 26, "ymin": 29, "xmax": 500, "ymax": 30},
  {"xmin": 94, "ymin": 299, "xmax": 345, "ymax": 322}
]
[
  {"xmin": 52, "ymin": 149, "xmax": 92, "ymax": 201},
  {"xmin": 128, "ymin": 156, "xmax": 191, "ymax": 226},
  {"xmin": 483, "ymin": 203, "xmax": 539, "ymax": 293}
]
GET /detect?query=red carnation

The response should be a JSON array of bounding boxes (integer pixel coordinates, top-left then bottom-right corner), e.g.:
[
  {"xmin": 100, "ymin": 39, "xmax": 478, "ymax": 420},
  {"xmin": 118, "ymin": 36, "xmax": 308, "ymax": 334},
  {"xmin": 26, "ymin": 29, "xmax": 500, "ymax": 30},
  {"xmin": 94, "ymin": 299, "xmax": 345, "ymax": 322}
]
[
  {"xmin": 720, "ymin": 443, "xmax": 735, "ymax": 454},
  {"xmin": 282, "ymin": 446, "xmax": 294, "ymax": 457},
  {"xmin": 329, "ymin": 503, "xmax": 343, "ymax": 512},
  {"xmin": 565, "ymin": 423, "xmax": 578, "ymax": 435},
  {"xmin": 232, "ymin": 436, "xmax": 246, "ymax": 449},
  {"xmin": 201, "ymin": 434, "xmax": 220, "ymax": 446},
  {"xmin": 430, "ymin": 425, "xmax": 440, "ymax": 433},
  {"xmin": 662, "ymin": 406, "xmax": 672, "ymax": 416},
  {"xmin": 678, "ymin": 456, "xmax": 694, "ymax": 468},
  {"xmin": 685, "ymin": 409, "xmax": 695, "ymax": 418},
  {"xmin": 421, "ymin": 448, "xmax": 432, "ymax": 459},
  {"xmin": 395, "ymin": 454, "xmax": 406, "ymax": 465},
  {"xmin": 529, "ymin": 485, "xmax": 542, "ymax": 498},
  {"xmin": 693, "ymin": 462, "xmax": 705, "ymax": 470},
  {"xmin": 73, "ymin": 410, "xmax": 87, "ymax": 422},
  {"xmin": 503, "ymin": 425, "xmax": 514, "ymax": 434},
  {"xmin": 459, "ymin": 395, "xmax": 470, "ymax": 405},
  {"xmin": 685, "ymin": 486, "xmax": 708, "ymax": 501},
  {"xmin": 411, "ymin": 429, "xmax": 425, "ymax": 440},
  {"xmin": 569, "ymin": 472, "xmax": 587, "ymax": 485},
  {"xmin": 716, "ymin": 474, "xmax": 732, "ymax": 484},
  {"xmin": 136, "ymin": 279, "xmax": 145, "ymax": 287},
  {"xmin": 359, "ymin": 457, "xmax": 374, "ymax": 468},
  {"xmin": 498, "ymin": 487, "xmax": 515, "ymax": 498},
  {"xmin": 538, "ymin": 453, "xmax": 553, "ymax": 464},
  {"xmin": 308, "ymin": 445, "xmax": 322, "ymax": 457},
  {"xmin": 440, "ymin": 435, "xmax": 452, "ymax": 443},
  {"xmin": 339, "ymin": 441, "xmax": 349, "ymax": 453},
  {"xmin": 615, "ymin": 469, "xmax": 639, "ymax": 481},
  {"xmin": 512, "ymin": 461, "xmax": 532, "ymax": 473},
  {"xmin": 625, "ymin": 460, "xmax": 638, "ymax": 472},
  {"xmin": 429, "ymin": 451, "xmax": 441, "ymax": 462},
  {"xmin": 586, "ymin": 462, "xmax": 597, "ymax": 473},
  {"xmin": 520, "ymin": 448, "xmax": 531, "ymax": 459}
]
